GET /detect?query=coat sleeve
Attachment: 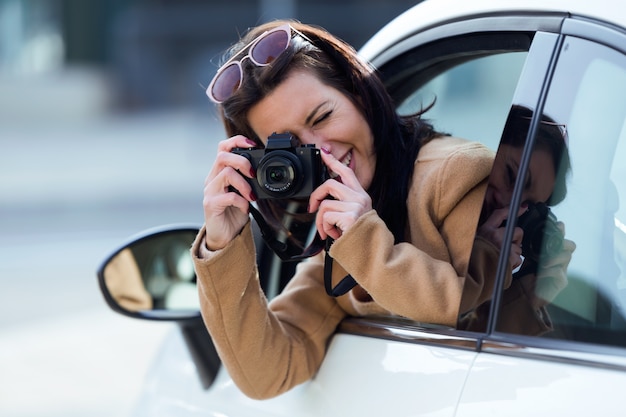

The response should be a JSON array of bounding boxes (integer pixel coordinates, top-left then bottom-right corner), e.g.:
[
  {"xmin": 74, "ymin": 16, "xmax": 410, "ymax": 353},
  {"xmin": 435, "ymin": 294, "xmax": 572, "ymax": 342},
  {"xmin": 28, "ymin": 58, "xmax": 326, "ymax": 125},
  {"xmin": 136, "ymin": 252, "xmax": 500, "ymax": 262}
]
[
  {"xmin": 192, "ymin": 222, "xmax": 346, "ymax": 400},
  {"xmin": 329, "ymin": 139, "xmax": 493, "ymax": 327}
]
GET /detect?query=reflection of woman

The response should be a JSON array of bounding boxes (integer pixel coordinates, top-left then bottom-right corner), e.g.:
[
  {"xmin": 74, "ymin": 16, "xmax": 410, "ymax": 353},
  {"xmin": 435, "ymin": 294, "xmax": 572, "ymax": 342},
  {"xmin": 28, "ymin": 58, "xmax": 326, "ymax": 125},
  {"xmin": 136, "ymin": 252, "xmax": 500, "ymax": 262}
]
[
  {"xmin": 192, "ymin": 20, "xmax": 493, "ymax": 399},
  {"xmin": 104, "ymin": 248, "xmax": 153, "ymax": 311},
  {"xmin": 460, "ymin": 105, "xmax": 576, "ymax": 334}
]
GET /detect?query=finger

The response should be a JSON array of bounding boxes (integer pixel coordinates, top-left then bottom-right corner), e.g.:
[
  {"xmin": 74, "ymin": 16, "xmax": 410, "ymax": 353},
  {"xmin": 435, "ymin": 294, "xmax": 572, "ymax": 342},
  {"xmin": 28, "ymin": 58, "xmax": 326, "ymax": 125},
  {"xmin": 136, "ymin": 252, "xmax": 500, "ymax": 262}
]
[
  {"xmin": 210, "ymin": 151, "xmax": 256, "ymax": 183},
  {"xmin": 484, "ymin": 206, "xmax": 513, "ymax": 228},
  {"xmin": 309, "ymin": 179, "xmax": 354, "ymax": 207},
  {"xmin": 516, "ymin": 204, "xmax": 529, "ymax": 218},
  {"xmin": 540, "ymin": 239, "xmax": 576, "ymax": 268},
  {"xmin": 510, "ymin": 244, "xmax": 523, "ymax": 269},
  {"xmin": 206, "ymin": 166, "xmax": 256, "ymax": 202},
  {"xmin": 555, "ymin": 220, "xmax": 566, "ymax": 235},
  {"xmin": 204, "ymin": 191, "xmax": 250, "ymax": 217},
  {"xmin": 319, "ymin": 199, "xmax": 360, "ymax": 226},
  {"xmin": 320, "ymin": 149, "xmax": 361, "ymax": 188},
  {"xmin": 535, "ymin": 266, "xmax": 568, "ymax": 303},
  {"xmin": 314, "ymin": 199, "xmax": 346, "ymax": 240},
  {"xmin": 309, "ymin": 178, "xmax": 371, "ymax": 215},
  {"xmin": 512, "ymin": 226, "xmax": 524, "ymax": 246},
  {"xmin": 319, "ymin": 210, "xmax": 344, "ymax": 240},
  {"xmin": 216, "ymin": 135, "xmax": 258, "ymax": 153},
  {"xmin": 563, "ymin": 238, "xmax": 576, "ymax": 253}
]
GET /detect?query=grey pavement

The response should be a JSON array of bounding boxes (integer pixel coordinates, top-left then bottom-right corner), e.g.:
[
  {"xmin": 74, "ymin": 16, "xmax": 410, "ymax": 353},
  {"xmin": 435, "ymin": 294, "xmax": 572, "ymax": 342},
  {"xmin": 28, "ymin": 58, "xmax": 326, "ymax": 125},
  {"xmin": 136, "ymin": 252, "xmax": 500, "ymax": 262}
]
[{"xmin": 0, "ymin": 69, "xmax": 225, "ymax": 417}]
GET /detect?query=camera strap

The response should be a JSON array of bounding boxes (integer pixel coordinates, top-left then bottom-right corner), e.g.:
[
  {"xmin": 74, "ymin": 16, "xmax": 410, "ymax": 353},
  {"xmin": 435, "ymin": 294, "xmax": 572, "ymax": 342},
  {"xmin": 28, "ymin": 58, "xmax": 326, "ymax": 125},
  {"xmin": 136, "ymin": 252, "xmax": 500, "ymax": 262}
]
[
  {"xmin": 323, "ymin": 238, "xmax": 357, "ymax": 297},
  {"xmin": 249, "ymin": 202, "xmax": 356, "ymax": 296},
  {"xmin": 248, "ymin": 202, "xmax": 324, "ymax": 260}
]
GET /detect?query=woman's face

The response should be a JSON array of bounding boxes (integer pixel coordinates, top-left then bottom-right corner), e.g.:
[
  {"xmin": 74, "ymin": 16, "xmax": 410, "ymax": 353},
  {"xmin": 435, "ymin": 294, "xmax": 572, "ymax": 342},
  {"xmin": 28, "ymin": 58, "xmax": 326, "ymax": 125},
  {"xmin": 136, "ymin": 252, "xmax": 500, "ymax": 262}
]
[
  {"xmin": 484, "ymin": 144, "xmax": 556, "ymax": 216},
  {"xmin": 247, "ymin": 70, "xmax": 376, "ymax": 189}
]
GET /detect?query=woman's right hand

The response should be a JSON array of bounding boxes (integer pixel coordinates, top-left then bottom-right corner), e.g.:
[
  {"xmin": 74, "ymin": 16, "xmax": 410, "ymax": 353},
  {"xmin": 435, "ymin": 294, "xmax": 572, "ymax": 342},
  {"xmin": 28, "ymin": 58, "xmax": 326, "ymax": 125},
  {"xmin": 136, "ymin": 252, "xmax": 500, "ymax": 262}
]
[
  {"xmin": 202, "ymin": 135, "xmax": 258, "ymax": 251},
  {"xmin": 477, "ymin": 206, "xmax": 525, "ymax": 270}
]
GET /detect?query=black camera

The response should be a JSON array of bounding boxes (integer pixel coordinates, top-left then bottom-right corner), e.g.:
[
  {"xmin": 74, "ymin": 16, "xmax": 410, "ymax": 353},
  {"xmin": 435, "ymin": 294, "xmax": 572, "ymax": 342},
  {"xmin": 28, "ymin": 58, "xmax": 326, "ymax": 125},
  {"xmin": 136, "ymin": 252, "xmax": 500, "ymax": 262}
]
[
  {"xmin": 232, "ymin": 132, "xmax": 328, "ymax": 200},
  {"xmin": 516, "ymin": 202, "xmax": 564, "ymax": 265}
]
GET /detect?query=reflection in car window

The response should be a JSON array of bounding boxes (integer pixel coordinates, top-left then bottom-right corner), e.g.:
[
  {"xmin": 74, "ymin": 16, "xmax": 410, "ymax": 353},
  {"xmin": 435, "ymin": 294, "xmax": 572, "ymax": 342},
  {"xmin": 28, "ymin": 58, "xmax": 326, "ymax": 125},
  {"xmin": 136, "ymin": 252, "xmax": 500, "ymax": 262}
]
[
  {"xmin": 538, "ymin": 36, "xmax": 626, "ymax": 347},
  {"xmin": 458, "ymin": 105, "xmax": 572, "ymax": 336},
  {"xmin": 480, "ymin": 36, "xmax": 626, "ymax": 347},
  {"xmin": 397, "ymin": 52, "xmax": 527, "ymax": 151}
]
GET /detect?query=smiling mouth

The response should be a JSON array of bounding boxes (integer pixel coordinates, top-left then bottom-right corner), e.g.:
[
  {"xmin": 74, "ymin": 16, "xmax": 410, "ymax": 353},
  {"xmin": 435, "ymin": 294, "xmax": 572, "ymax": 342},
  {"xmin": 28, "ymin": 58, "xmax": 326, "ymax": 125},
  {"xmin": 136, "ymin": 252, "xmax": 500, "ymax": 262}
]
[{"xmin": 329, "ymin": 150, "xmax": 352, "ymax": 179}]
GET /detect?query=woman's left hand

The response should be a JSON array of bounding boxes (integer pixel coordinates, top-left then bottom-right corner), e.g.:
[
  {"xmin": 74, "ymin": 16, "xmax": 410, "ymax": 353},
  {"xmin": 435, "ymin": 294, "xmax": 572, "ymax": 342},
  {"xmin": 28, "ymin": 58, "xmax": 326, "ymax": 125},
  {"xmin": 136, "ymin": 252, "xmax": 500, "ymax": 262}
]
[
  {"xmin": 532, "ymin": 221, "xmax": 576, "ymax": 307},
  {"xmin": 308, "ymin": 150, "xmax": 372, "ymax": 240}
]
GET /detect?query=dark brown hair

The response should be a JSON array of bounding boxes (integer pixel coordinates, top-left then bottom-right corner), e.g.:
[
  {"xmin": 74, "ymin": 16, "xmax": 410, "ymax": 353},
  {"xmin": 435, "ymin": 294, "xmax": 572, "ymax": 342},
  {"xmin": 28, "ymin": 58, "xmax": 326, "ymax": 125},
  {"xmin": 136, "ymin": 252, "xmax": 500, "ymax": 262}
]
[{"xmin": 501, "ymin": 105, "xmax": 571, "ymax": 205}]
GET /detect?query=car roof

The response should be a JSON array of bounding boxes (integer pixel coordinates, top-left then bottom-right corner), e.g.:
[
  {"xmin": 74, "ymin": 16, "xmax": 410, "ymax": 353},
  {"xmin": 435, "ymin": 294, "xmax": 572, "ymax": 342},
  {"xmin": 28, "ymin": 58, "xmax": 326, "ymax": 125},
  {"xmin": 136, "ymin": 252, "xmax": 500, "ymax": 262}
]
[{"xmin": 359, "ymin": 0, "xmax": 626, "ymax": 61}]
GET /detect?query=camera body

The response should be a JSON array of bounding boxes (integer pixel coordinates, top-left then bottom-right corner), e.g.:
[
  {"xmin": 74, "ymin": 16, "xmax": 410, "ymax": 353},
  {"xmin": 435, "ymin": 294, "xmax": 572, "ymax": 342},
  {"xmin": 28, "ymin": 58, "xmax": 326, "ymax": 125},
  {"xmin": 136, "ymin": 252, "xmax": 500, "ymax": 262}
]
[
  {"xmin": 517, "ymin": 202, "xmax": 564, "ymax": 264},
  {"xmin": 232, "ymin": 132, "xmax": 327, "ymax": 200}
]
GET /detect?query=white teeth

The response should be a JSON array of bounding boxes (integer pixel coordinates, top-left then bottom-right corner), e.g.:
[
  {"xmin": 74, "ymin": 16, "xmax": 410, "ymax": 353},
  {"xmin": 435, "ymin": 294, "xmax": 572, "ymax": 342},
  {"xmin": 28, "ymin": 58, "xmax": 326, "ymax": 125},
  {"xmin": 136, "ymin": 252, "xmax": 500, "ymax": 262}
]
[{"xmin": 341, "ymin": 151, "xmax": 352, "ymax": 167}]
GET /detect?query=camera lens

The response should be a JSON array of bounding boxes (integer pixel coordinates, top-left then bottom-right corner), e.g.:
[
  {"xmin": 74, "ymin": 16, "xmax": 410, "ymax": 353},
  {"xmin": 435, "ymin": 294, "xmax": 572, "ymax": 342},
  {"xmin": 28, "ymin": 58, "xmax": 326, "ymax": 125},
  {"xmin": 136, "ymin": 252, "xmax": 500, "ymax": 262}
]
[
  {"xmin": 268, "ymin": 166, "xmax": 287, "ymax": 182},
  {"xmin": 257, "ymin": 152, "xmax": 303, "ymax": 197}
]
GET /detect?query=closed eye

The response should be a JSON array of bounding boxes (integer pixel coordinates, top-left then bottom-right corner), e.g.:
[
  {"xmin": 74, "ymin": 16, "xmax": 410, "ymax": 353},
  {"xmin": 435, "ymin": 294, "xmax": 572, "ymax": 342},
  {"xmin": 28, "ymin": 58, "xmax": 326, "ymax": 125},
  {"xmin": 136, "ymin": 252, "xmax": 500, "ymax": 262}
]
[
  {"xmin": 314, "ymin": 110, "xmax": 332, "ymax": 125},
  {"xmin": 505, "ymin": 164, "xmax": 516, "ymax": 188}
]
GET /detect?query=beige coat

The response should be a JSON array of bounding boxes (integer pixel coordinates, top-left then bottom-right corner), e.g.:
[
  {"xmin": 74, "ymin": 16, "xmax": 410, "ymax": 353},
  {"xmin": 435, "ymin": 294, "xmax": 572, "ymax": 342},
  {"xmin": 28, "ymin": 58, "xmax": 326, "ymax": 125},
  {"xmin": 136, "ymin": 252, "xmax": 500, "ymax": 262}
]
[{"xmin": 192, "ymin": 136, "xmax": 495, "ymax": 399}]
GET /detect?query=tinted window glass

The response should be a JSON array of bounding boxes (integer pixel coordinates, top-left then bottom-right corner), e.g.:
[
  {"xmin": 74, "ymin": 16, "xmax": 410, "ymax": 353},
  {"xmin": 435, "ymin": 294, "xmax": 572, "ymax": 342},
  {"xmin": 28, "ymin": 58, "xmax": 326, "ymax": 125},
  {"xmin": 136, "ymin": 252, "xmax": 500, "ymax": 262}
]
[
  {"xmin": 456, "ymin": 33, "xmax": 558, "ymax": 335},
  {"xmin": 537, "ymin": 36, "xmax": 626, "ymax": 346},
  {"xmin": 471, "ymin": 36, "xmax": 626, "ymax": 346},
  {"xmin": 397, "ymin": 52, "xmax": 527, "ymax": 151}
]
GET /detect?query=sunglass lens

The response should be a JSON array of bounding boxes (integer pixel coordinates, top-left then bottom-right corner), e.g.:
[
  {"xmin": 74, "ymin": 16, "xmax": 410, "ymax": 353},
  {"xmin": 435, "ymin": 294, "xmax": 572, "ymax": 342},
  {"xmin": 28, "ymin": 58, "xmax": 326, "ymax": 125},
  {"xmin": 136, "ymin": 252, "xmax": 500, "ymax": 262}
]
[
  {"xmin": 251, "ymin": 29, "xmax": 290, "ymax": 65},
  {"xmin": 211, "ymin": 62, "xmax": 242, "ymax": 102}
]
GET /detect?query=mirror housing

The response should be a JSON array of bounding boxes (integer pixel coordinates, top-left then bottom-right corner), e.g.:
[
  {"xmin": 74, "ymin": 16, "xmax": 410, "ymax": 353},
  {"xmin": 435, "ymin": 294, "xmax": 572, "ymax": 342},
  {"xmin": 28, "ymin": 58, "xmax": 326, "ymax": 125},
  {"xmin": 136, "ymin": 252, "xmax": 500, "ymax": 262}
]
[
  {"xmin": 97, "ymin": 224, "xmax": 202, "ymax": 323},
  {"xmin": 97, "ymin": 224, "xmax": 222, "ymax": 389}
]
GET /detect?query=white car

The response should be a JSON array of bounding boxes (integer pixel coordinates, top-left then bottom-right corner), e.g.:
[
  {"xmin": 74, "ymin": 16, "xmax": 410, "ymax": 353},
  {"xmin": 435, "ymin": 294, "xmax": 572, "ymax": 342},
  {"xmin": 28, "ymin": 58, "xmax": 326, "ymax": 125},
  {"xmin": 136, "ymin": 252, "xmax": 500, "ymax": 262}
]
[{"xmin": 98, "ymin": 0, "xmax": 626, "ymax": 415}]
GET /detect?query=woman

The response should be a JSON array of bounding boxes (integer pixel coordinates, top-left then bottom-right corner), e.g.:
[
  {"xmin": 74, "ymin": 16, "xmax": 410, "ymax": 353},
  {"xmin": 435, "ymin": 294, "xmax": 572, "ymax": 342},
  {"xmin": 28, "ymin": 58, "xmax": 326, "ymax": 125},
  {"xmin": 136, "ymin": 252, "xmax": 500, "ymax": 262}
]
[
  {"xmin": 460, "ymin": 105, "xmax": 576, "ymax": 334},
  {"xmin": 192, "ymin": 20, "xmax": 493, "ymax": 399}
]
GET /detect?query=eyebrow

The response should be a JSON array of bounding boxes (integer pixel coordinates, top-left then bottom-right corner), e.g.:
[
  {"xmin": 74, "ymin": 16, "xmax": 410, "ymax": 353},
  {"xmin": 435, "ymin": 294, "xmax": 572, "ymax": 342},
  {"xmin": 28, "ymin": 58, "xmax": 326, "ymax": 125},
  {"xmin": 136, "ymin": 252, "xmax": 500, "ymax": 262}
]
[{"xmin": 305, "ymin": 102, "xmax": 328, "ymax": 125}]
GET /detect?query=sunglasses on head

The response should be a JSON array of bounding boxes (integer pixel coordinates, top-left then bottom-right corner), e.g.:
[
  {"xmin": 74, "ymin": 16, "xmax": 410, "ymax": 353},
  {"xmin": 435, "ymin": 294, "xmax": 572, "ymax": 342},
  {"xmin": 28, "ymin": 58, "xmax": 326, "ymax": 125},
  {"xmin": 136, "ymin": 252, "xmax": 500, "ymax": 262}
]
[
  {"xmin": 520, "ymin": 115, "xmax": 568, "ymax": 142},
  {"xmin": 207, "ymin": 24, "xmax": 303, "ymax": 104}
]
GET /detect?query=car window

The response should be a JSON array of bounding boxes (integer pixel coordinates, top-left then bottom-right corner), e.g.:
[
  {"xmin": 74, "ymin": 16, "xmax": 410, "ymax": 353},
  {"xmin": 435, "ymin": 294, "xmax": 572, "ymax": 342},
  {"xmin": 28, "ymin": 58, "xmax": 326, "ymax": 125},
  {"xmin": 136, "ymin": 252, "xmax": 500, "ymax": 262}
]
[
  {"xmin": 534, "ymin": 36, "xmax": 626, "ymax": 346},
  {"xmin": 397, "ymin": 52, "xmax": 527, "ymax": 151},
  {"xmin": 364, "ymin": 32, "xmax": 540, "ymax": 330},
  {"xmin": 378, "ymin": 31, "xmax": 534, "ymax": 153},
  {"xmin": 484, "ymin": 36, "xmax": 626, "ymax": 347}
]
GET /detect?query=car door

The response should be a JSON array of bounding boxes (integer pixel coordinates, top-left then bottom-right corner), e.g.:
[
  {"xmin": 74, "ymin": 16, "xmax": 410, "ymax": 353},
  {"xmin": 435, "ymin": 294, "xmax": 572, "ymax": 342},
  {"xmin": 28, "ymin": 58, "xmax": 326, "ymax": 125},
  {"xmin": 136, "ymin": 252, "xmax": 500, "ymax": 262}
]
[{"xmin": 456, "ymin": 16, "xmax": 626, "ymax": 416}]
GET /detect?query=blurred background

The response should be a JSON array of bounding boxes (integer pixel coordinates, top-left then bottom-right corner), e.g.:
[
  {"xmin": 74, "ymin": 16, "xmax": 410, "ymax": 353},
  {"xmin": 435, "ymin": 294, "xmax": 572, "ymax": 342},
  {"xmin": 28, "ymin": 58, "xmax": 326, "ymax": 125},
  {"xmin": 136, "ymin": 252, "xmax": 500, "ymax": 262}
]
[{"xmin": 0, "ymin": 1, "xmax": 419, "ymax": 416}]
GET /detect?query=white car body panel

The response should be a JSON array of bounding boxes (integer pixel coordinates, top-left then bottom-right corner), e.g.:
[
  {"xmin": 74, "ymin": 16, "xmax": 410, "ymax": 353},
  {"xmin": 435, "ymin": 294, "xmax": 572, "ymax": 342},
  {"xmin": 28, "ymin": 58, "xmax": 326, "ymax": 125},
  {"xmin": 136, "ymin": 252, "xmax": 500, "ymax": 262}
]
[
  {"xmin": 137, "ymin": 328, "xmax": 478, "ymax": 417},
  {"xmin": 457, "ymin": 353, "xmax": 626, "ymax": 416},
  {"xmin": 359, "ymin": 0, "xmax": 626, "ymax": 63}
]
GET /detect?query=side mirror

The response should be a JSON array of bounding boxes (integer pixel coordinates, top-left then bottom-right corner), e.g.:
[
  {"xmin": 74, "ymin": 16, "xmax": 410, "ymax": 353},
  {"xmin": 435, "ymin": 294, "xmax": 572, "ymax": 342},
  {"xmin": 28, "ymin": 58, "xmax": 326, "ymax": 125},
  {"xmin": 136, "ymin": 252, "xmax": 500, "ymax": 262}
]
[{"xmin": 97, "ymin": 225, "xmax": 202, "ymax": 322}]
